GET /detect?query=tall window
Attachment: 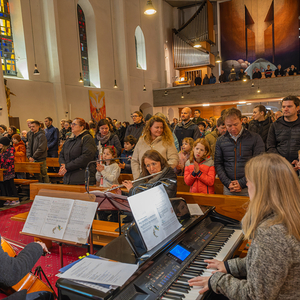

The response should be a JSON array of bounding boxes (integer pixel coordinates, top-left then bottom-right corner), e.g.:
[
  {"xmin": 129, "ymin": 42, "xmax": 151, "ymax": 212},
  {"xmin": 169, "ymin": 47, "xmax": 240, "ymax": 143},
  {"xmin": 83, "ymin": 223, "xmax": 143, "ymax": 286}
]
[
  {"xmin": 135, "ymin": 26, "xmax": 147, "ymax": 70},
  {"xmin": 77, "ymin": 4, "xmax": 90, "ymax": 86},
  {"xmin": 0, "ymin": 0, "xmax": 16, "ymax": 76}
]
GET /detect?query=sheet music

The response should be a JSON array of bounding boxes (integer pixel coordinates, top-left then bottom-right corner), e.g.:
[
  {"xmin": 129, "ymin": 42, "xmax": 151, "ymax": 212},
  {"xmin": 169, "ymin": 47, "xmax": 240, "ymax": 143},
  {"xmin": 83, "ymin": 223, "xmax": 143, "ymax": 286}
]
[
  {"xmin": 59, "ymin": 257, "xmax": 138, "ymax": 286},
  {"xmin": 128, "ymin": 185, "xmax": 182, "ymax": 251},
  {"xmin": 187, "ymin": 204, "xmax": 204, "ymax": 216},
  {"xmin": 22, "ymin": 196, "xmax": 98, "ymax": 244}
]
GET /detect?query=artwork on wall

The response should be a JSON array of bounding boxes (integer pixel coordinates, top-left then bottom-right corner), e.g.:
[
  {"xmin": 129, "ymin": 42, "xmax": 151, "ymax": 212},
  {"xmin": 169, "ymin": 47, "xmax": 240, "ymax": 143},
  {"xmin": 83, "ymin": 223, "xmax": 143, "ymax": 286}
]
[
  {"xmin": 220, "ymin": 0, "xmax": 299, "ymax": 77},
  {"xmin": 89, "ymin": 90, "xmax": 106, "ymax": 122}
]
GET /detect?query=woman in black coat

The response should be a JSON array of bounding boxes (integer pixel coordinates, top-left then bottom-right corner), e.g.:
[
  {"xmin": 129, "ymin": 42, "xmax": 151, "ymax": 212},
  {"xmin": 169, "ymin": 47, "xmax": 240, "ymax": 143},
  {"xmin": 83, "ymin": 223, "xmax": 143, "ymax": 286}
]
[
  {"xmin": 94, "ymin": 119, "xmax": 122, "ymax": 156},
  {"xmin": 59, "ymin": 118, "xmax": 97, "ymax": 185}
]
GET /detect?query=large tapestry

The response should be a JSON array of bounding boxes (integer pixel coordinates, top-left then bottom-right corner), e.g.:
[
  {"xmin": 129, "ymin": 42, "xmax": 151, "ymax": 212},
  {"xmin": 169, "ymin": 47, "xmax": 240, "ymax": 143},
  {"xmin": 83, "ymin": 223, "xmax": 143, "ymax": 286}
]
[
  {"xmin": 89, "ymin": 90, "xmax": 106, "ymax": 122},
  {"xmin": 220, "ymin": 0, "xmax": 299, "ymax": 73}
]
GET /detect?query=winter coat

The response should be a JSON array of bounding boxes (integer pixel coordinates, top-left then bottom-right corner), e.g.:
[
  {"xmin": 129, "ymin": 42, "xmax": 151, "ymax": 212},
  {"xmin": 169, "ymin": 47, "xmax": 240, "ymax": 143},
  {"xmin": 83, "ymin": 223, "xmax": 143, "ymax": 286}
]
[
  {"xmin": 0, "ymin": 146, "xmax": 15, "ymax": 181},
  {"xmin": 59, "ymin": 130, "xmax": 97, "ymax": 185},
  {"xmin": 120, "ymin": 148, "xmax": 134, "ymax": 173},
  {"xmin": 131, "ymin": 136, "xmax": 179, "ymax": 180},
  {"xmin": 125, "ymin": 122, "xmax": 145, "ymax": 141},
  {"xmin": 209, "ymin": 76, "xmax": 216, "ymax": 84},
  {"xmin": 128, "ymin": 166, "xmax": 177, "ymax": 198},
  {"xmin": 205, "ymin": 129, "xmax": 219, "ymax": 160},
  {"xmin": 267, "ymin": 116, "xmax": 300, "ymax": 163},
  {"xmin": 96, "ymin": 163, "xmax": 120, "ymax": 188},
  {"xmin": 184, "ymin": 156, "xmax": 215, "ymax": 194},
  {"xmin": 215, "ymin": 129, "xmax": 265, "ymax": 189},
  {"xmin": 44, "ymin": 125, "xmax": 59, "ymax": 153},
  {"xmin": 174, "ymin": 120, "xmax": 201, "ymax": 148},
  {"xmin": 13, "ymin": 141, "xmax": 26, "ymax": 163},
  {"xmin": 26, "ymin": 129, "xmax": 48, "ymax": 162},
  {"xmin": 94, "ymin": 132, "xmax": 122, "ymax": 157},
  {"xmin": 0, "ymin": 235, "xmax": 43, "ymax": 300},
  {"xmin": 248, "ymin": 117, "xmax": 272, "ymax": 147},
  {"xmin": 209, "ymin": 220, "xmax": 300, "ymax": 299}
]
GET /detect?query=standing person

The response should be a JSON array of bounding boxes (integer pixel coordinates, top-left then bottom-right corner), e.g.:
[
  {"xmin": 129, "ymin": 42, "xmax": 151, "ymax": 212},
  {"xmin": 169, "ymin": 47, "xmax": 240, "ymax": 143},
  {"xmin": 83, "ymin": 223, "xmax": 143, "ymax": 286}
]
[
  {"xmin": 264, "ymin": 64, "xmax": 273, "ymax": 78},
  {"xmin": 131, "ymin": 116, "xmax": 179, "ymax": 180},
  {"xmin": 197, "ymin": 122, "xmax": 206, "ymax": 138},
  {"xmin": 96, "ymin": 146, "xmax": 120, "ymax": 187},
  {"xmin": 288, "ymin": 65, "xmax": 297, "ymax": 75},
  {"xmin": 203, "ymin": 74, "xmax": 209, "ymax": 84},
  {"xmin": 184, "ymin": 138, "xmax": 215, "ymax": 194},
  {"xmin": 12, "ymin": 134, "xmax": 26, "ymax": 179},
  {"xmin": 5, "ymin": 126, "xmax": 17, "ymax": 140},
  {"xmin": 59, "ymin": 121, "xmax": 71, "ymax": 141},
  {"xmin": 26, "ymin": 121, "xmax": 50, "ymax": 183},
  {"xmin": 209, "ymin": 73, "xmax": 216, "ymax": 84},
  {"xmin": 44, "ymin": 117, "xmax": 59, "ymax": 157},
  {"xmin": 252, "ymin": 67, "xmax": 262, "ymax": 79},
  {"xmin": 274, "ymin": 64, "xmax": 285, "ymax": 77},
  {"xmin": 21, "ymin": 130, "xmax": 27, "ymax": 144},
  {"xmin": 115, "ymin": 121, "xmax": 126, "ymax": 146},
  {"xmin": 205, "ymin": 117, "xmax": 227, "ymax": 160},
  {"xmin": 195, "ymin": 73, "xmax": 202, "ymax": 86},
  {"xmin": 275, "ymin": 110, "xmax": 283, "ymax": 120},
  {"xmin": 0, "ymin": 137, "xmax": 18, "ymax": 205},
  {"xmin": 0, "ymin": 125, "xmax": 7, "ymax": 138},
  {"xmin": 215, "ymin": 108, "xmax": 264, "ymax": 196},
  {"xmin": 94, "ymin": 119, "xmax": 122, "ymax": 156},
  {"xmin": 175, "ymin": 107, "xmax": 201, "ymax": 148},
  {"xmin": 125, "ymin": 111, "xmax": 145, "ymax": 140},
  {"xmin": 119, "ymin": 135, "xmax": 137, "ymax": 174},
  {"xmin": 267, "ymin": 96, "xmax": 300, "ymax": 170},
  {"xmin": 248, "ymin": 104, "xmax": 272, "ymax": 148},
  {"xmin": 219, "ymin": 70, "xmax": 227, "ymax": 83},
  {"xmin": 174, "ymin": 137, "xmax": 193, "ymax": 176},
  {"xmin": 59, "ymin": 118, "xmax": 97, "ymax": 185},
  {"xmin": 192, "ymin": 109, "xmax": 205, "ymax": 124},
  {"xmin": 188, "ymin": 153, "xmax": 300, "ymax": 299},
  {"xmin": 171, "ymin": 118, "xmax": 178, "ymax": 130}
]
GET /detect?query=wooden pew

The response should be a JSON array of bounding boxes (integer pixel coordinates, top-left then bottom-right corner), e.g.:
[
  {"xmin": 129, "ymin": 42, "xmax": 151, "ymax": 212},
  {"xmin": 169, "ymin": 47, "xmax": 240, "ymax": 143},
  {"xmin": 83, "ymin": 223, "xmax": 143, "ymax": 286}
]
[
  {"xmin": 46, "ymin": 157, "xmax": 63, "ymax": 183},
  {"xmin": 14, "ymin": 162, "xmax": 40, "ymax": 193},
  {"xmin": 118, "ymin": 173, "xmax": 133, "ymax": 184}
]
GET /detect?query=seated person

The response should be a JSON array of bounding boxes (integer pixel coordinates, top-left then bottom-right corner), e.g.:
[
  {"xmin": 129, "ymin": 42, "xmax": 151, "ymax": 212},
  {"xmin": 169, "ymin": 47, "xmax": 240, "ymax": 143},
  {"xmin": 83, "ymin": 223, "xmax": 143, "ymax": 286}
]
[
  {"xmin": 289, "ymin": 64, "xmax": 297, "ymax": 75},
  {"xmin": 264, "ymin": 64, "xmax": 273, "ymax": 78},
  {"xmin": 252, "ymin": 67, "xmax": 262, "ymax": 79},
  {"xmin": 274, "ymin": 64, "xmax": 285, "ymax": 77},
  {"xmin": 120, "ymin": 150, "xmax": 177, "ymax": 198},
  {"xmin": 119, "ymin": 135, "xmax": 137, "ymax": 174},
  {"xmin": 188, "ymin": 153, "xmax": 300, "ymax": 299}
]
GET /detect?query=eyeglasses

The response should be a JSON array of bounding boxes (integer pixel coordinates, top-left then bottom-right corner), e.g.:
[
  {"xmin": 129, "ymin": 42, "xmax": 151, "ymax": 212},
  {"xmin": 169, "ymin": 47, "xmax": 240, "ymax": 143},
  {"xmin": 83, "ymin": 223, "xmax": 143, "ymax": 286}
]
[
  {"xmin": 71, "ymin": 123, "xmax": 79, "ymax": 126},
  {"xmin": 131, "ymin": 115, "xmax": 139, "ymax": 119}
]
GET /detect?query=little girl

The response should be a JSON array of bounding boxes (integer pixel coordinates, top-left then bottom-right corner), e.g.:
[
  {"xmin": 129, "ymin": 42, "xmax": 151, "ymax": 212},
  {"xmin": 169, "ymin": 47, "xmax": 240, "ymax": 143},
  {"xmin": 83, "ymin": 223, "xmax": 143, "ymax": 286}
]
[
  {"xmin": 174, "ymin": 137, "xmax": 193, "ymax": 176},
  {"xmin": 184, "ymin": 138, "xmax": 215, "ymax": 194},
  {"xmin": 96, "ymin": 146, "xmax": 120, "ymax": 187}
]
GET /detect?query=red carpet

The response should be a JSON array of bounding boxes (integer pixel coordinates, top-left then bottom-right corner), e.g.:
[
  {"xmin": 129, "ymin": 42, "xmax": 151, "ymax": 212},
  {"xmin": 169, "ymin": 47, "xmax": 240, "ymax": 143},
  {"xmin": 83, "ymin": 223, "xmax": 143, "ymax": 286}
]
[{"xmin": 0, "ymin": 202, "xmax": 91, "ymax": 297}]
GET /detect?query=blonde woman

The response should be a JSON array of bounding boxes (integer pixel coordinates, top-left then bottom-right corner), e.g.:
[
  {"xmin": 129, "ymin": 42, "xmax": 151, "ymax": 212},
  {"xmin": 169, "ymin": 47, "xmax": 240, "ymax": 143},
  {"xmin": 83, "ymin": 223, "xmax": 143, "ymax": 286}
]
[
  {"xmin": 188, "ymin": 153, "xmax": 300, "ymax": 299},
  {"xmin": 131, "ymin": 116, "xmax": 179, "ymax": 179}
]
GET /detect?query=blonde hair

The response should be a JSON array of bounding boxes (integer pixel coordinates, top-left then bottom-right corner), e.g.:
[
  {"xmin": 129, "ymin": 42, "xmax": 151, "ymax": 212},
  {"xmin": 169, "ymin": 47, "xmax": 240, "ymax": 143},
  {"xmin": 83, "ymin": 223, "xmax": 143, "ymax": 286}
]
[
  {"xmin": 243, "ymin": 153, "xmax": 300, "ymax": 241},
  {"xmin": 142, "ymin": 116, "xmax": 174, "ymax": 146},
  {"xmin": 189, "ymin": 138, "xmax": 211, "ymax": 163},
  {"xmin": 209, "ymin": 117, "xmax": 217, "ymax": 127}
]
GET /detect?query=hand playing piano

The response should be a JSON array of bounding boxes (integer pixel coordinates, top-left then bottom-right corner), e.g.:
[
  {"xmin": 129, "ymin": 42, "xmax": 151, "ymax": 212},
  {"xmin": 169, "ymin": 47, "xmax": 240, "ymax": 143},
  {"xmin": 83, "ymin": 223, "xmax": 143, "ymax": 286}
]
[
  {"xmin": 188, "ymin": 276, "xmax": 210, "ymax": 294},
  {"xmin": 204, "ymin": 259, "xmax": 227, "ymax": 274}
]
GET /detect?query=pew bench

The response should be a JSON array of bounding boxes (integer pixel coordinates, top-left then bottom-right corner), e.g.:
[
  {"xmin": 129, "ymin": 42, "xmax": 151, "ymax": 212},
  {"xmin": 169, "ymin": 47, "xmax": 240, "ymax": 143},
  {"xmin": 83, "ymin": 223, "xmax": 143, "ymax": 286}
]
[{"xmin": 46, "ymin": 158, "xmax": 63, "ymax": 183}]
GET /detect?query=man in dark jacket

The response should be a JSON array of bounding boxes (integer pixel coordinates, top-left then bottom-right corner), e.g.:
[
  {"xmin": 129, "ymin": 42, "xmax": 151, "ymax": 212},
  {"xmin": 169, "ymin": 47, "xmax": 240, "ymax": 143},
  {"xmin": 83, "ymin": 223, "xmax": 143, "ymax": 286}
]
[
  {"xmin": 267, "ymin": 96, "xmax": 300, "ymax": 170},
  {"xmin": 27, "ymin": 120, "xmax": 50, "ymax": 183},
  {"xmin": 215, "ymin": 108, "xmax": 265, "ymax": 196},
  {"xmin": 248, "ymin": 104, "xmax": 272, "ymax": 148},
  {"xmin": 125, "ymin": 111, "xmax": 145, "ymax": 140},
  {"xmin": 219, "ymin": 70, "xmax": 227, "ymax": 83},
  {"xmin": 44, "ymin": 117, "xmax": 59, "ymax": 157},
  {"xmin": 192, "ymin": 109, "xmax": 205, "ymax": 124},
  {"xmin": 175, "ymin": 107, "xmax": 201, "ymax": 148}
]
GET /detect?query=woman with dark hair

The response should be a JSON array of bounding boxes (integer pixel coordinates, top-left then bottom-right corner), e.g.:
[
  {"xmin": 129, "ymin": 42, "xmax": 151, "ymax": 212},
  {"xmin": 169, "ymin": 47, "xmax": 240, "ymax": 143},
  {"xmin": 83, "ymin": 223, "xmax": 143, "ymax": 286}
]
[
  {"xmin": 131, "ymin": 116, "xmax": 179, "ymax": 180},
  {"xmin": 59, "ymin": 118, "xmax": 97, "ymax": 185},
  {"xmin": 94, "ymin": 119, "xmax": 122, "ymax": 156},
  {"xmin": 121, "ymin": 150, "xmax": 177, "ymax": 198}
]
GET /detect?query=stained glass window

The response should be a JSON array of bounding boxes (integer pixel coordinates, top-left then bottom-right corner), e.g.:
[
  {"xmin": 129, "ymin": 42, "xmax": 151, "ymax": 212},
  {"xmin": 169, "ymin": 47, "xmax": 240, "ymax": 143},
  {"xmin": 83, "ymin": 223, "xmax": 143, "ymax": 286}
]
[
  {"xmin": 77, "ymin": 5, "xmax": 90, "ymax": 86},
  {"xmin": 0, "ymin": 0, "xmax": 16, "ymax": 76}
]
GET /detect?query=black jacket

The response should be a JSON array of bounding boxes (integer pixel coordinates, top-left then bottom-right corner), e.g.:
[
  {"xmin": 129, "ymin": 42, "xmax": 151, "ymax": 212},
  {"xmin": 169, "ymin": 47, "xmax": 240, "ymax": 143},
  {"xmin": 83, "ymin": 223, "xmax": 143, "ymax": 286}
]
[
  {"xmin": 125, "ymin": 122, "xmax": 145, "ymax": 141},
  {"xmin": 59, "ymin": 130, "xmax": 97, "ymax": 185},
  {"xmin": 215, "ymin": 129, "xmax": 265, "ymax": 189},
  {"xmin": 128, "ymin": 167, "xmax": 177, "ymax": 198},
  {"xmin": 248, "ymin": 117, "xmax": 272, "ymax": 147},
  {"xmin": 174, "ymin": 120, "xmax": 201, "ymax": 148},
  {"xmin": 267, "ymin": 116, "xmax": 300, "ymax": 163},
  {"xmin": 94, "ymin": 132, "xmax": 122, "ymax": 156}
]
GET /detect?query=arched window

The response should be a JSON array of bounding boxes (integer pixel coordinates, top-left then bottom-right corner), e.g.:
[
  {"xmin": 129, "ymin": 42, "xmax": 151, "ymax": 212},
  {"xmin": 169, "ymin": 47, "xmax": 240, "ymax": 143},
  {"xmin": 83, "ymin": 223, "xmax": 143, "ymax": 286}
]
[
  {"xmin": 77, "ymin": 4, "xmax": 90, "ymax": 86},
  {"xmin": 0, "ymin": 0, "xmax": 16, "ymax": 76},
  {"xmin": 135, "ymin": 26, "xmax": 147, "ymax": 70}
]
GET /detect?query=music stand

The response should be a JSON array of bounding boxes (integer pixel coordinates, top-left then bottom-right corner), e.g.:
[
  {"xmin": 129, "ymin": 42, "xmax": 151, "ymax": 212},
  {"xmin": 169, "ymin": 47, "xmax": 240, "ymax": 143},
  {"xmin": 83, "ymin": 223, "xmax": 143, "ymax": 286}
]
[{"xmin": 89, "ymin": 191, "xmax": 131, "ymax": 235}]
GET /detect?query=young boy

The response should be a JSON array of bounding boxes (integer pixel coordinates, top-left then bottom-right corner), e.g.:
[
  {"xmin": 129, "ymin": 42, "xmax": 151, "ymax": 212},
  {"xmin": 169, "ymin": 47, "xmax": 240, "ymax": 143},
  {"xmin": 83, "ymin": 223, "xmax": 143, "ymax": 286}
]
[
  {"xmin": 119, "ymin": 135, "xmax": 137, "ymax": 174},
  {"xmin": 197, "ymin": 121, "xmax": 206, "ymax": 138}
]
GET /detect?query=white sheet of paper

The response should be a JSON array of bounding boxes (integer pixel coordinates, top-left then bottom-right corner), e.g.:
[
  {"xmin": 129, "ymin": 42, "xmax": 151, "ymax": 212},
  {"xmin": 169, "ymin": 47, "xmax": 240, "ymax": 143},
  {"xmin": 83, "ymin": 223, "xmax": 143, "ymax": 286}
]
[
  {"xmin": 59, "ymin": 257, "xmax": 138, "ymax": 286},
  {"xmin": 187, "ymin": 204, "xmax": 204, "ymax": 216},
  {"xmin": 63, "ymin": 200, "xmax": 98, "ymax": 244},
  {"xmin": 128, "ymin": 185, "xmax": 182, "ymax": 251}
]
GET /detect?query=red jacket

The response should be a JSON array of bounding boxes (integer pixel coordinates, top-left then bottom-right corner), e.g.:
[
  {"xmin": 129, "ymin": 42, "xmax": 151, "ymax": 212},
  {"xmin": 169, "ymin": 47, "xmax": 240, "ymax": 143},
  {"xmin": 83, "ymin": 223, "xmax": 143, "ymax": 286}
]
[
  {"xmin": 13, "ymin": 140, "xmax": 26, "ymax": 162},
  {"xmin": 184, "ymin": 156, "xmax": 215, "ymax": 194}
]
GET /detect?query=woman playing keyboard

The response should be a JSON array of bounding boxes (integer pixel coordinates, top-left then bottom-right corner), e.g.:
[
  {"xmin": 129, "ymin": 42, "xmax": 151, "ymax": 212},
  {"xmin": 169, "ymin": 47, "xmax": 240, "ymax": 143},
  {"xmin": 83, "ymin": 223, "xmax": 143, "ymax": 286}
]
[{"xmin": 188, "ymin": 153, "xmax": 300, "ymax": 299}]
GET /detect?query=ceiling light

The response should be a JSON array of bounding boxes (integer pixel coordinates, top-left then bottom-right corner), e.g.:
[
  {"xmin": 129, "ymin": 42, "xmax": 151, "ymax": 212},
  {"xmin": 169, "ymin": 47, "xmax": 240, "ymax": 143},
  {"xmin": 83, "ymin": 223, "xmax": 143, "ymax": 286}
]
[
  {"xmin": 239, "ymin": 101, "xmax": 246, "ymax": 104},
  {"xmin": 215, "ymin": 53, "xmax": 222, "ymax": 63},
  {"xmin": 257, "ymin": 87, "xmax": 261, "ymax": 93},
  {"xmin": 251, "ymin": 83, "xmax": 254, "ymax": 87},
  {"xmin": 194, "ymin": 44, "xmax": 202, "ymax": 48},
  {"xmin": 33, "ymin": 64, "xmax": 40, "ymax": 75},
  {"xmin": 143, "ymin": 85, "xmax": 146, "ymax": 91},
  {"xmin": 181, "ymin": 93, "xmax": 184, "ymax": 99},
  {"xmin": 247, "ymin": 103, "xmax": 252, "ymax": 105},
  {"xmin": 113, "ymin": 79, "xmax": 118, "ymax": 89},
  {"xmin": 79, "ymin": 72, "xmax": 84, "ymax": 83},
  {"xmin": 164, "ymin": 90, "xmax": 168, "ymax": 96},
  {"xmin": 203, "ymin": 104, "xmax": 210, "ymax": 106},
  {"xmin": 144, "ymin": 0, "xmax": 156, "ymax": 15}
]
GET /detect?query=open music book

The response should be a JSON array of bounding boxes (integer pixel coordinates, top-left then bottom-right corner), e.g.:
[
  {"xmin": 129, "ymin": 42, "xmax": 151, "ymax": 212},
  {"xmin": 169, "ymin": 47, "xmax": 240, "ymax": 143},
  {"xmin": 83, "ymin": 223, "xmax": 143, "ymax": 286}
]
[{"xmin": 22, "ymin": 195, "xmax": 98, "ymax": 244}]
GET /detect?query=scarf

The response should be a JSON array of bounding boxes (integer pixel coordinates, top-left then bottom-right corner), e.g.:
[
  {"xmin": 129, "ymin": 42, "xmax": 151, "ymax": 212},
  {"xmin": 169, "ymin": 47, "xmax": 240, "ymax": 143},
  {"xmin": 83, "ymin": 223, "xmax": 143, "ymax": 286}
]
[{"xmin": 96, "ymin": 131, "xmax": 111, "ymax": 145}]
